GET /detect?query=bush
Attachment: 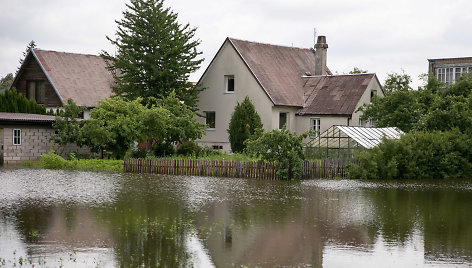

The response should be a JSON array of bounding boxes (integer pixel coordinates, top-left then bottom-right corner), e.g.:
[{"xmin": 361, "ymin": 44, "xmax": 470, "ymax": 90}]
[
  {"xmin": 349, "ymin": 130, "xmax": 472, "ymax": 179},
  {"xmin": 176, "ymin": 141, "xmax": 201, "ymax": 156},
  {"xmin": 227, "ymin": 96, "xmax": 263, "ymax": 153},
  {"xmin": 245, "ymin": 127, "xmax": 306, "ymax": 180},
  {"xmin": 40, "ymin": 151, "xmax": 75, "ymax": 169},
  {"xmin": 126, "ymin": 149, "xmax": 148, "ymax": 159},
  {"xmin": 153, "ymin": 141, "xmax": 175, "ymax": 157}
]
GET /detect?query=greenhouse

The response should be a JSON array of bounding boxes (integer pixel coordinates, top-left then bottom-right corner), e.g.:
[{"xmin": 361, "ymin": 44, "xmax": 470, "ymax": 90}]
[{"xmin": 304, "ymin": 125, "xmax": 404, "ymax": 159}]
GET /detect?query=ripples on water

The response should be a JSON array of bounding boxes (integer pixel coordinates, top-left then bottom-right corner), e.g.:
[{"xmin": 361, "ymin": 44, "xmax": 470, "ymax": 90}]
[{"xmin": 0, "ymin": 167, "xmax": 471, "ymax": 267}]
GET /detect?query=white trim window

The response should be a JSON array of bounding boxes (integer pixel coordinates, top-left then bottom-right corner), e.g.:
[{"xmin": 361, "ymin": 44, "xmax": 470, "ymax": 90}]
[
  {"xmin": 436, "ymin": 67, "xmax": 471, "ymax": 84},
  {"xmin": 225, "ymin": 75, "xmax": 235, "ymax": 93},
  {"xmin": 369, "ymin": 119, "xmax": 375, "ymax": 128},
  {"xmin": 13, "ymin": 129, "xmax": 21, "ymax": 145},
  {"xmin": 311, "ymin": 118, "xmax": 320, "ymax": 137}
]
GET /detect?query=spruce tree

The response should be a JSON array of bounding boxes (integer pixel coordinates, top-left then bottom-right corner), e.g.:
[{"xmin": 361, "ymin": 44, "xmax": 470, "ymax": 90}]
[
  {"xmin": 227, "ymin": 96, "xmax": 263, "ymax": 153},
  {"xmin": 102, "ymin": 0, "xmax": 203, "ymax": 108}
]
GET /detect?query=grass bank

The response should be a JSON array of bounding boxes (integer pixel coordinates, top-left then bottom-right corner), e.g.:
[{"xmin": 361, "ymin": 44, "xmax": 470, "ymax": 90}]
[{"xmin": 23, "ymin": 151, "xmax": 123, "ymax": 173}]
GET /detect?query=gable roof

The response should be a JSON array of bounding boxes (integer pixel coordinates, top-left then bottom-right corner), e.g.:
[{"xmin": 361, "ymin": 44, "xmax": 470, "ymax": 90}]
[
  {"xmin": 13, "ymin": 49, "xmax": 115, "ymax": 107},
  {"xmin": 220, "ymin": 38, "xmax": 331, "ymax": 107},
  {"xmin": 299, "ymin": 73, "xmax": 376, "ymax": 116}
]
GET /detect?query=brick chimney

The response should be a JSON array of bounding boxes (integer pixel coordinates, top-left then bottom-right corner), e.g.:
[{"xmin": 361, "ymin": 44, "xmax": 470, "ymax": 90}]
[{"xmin": 314, "ymin": 36, "xmax": 328, "ymax": 76}]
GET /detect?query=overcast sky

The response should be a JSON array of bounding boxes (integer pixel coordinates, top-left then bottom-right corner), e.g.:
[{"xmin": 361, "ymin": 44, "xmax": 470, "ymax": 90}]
[{"xmin": 1, "ymin": 0, "xmax": 471, "ymax": 88}]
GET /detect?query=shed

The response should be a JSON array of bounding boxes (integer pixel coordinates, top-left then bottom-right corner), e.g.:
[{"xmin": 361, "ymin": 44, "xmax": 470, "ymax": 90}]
[{"xmin": 304, "ymin": 125, "xmax": 404, "ymax": 159}]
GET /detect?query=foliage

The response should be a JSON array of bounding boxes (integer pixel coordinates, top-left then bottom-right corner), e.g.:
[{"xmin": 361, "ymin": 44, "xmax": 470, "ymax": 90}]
[
  {"xmin": 0, "ymin": 88, "xmax": 51, "ymax": 114},
  {"xmin": 348, "ymin": 130, "xmax": 472, "ymax": 179},
  {"xmin": 349, "ymin": 67, "xmax": 368, "ymax": 74},
  {"xmin": 245, "ymin": 127, "xmax": 307, "ymax": 180},
  {"xmin": 0, "ymin": 73, "xmax": 13, "ymax": 92},
  {"xmin": 17, "ymin": 40, "xmax": 36, "ymax": 73},
  {"xmin": 51, "ymin": 99, "xmax": 85, "ymax": 154},
  {"xmin": 227, "ymin": 96, "xmax": 263, "ymax": 153},
  {"xmin": 383, "ymin": 70, "xmax": 412, "ymax": 94},
  {"xmin": 153, "ymin": 140, "xmax": 176, "ymax": 157},
  {"xmin": 80, "ymin": 94, "xmax": 204, "ymax": 159},
  {"xmin": 102, "ymin": 0, "xmax": 203, "ymax": 108},
  {"xmin": 359, "ymin": 72, "xmax": 472, "ymax": 133},
  {"xmin": 36, "ymin": 151, "xmax": 123, "ymax": 172},
  {"xmin": 176, "ymin": 141, "xmax": 201, "ymax": 156}
]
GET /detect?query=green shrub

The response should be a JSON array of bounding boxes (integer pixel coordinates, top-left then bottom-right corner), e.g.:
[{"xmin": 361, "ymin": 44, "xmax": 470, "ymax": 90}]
[
  {"xmin": 126, "ymin": 149, "xmax": 148, "ymax": 159},
  {"xmin": 349, "ymin": 130, "xmax": 472, "ymax": 179},
  {"xmin": 40, "ymin": 151, "xmax": 75, "ymax": 169},
  {"xmin": 153, "ymin": 141, "xmax": 175, "ymax": 157},
  {"xmin": 227, "ymin": 96, "xmax": 263, "ymax": 153},
  {"xmin": 176, "ymin": 141, "xmax": 201, "ymax": 156}
]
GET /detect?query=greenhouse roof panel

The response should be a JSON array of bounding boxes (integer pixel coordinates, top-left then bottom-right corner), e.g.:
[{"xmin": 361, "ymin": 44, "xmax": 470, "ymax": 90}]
[{"xmin": 336, "ymin": 126, "xmax": 404, "ymax": 149}]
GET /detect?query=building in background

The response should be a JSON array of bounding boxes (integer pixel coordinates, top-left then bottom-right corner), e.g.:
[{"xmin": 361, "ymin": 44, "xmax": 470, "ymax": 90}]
[{"xmin": 428, "ymin": 57, "xmax": 472, "ymax": 84}]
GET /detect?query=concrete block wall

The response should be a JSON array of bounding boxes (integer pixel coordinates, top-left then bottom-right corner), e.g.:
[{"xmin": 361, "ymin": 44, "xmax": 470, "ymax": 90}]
[{"xmin": 2, "ymin": 125, "xmax": 91, "ymax": 164}]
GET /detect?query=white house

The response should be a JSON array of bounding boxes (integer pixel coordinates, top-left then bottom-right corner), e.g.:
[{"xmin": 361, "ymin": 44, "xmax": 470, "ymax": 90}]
[{"xmin": 197, "ymin": 36, "xmax": 384, "ymax": 152}]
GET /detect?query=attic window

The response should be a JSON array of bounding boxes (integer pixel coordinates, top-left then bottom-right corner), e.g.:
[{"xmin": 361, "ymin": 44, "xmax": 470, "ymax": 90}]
[
  {"xmin": 225, "ymin": 75, "xmax": 235, "ymax": 93},
  {"xmin": 27, "ymin": 81, "xmax": 45, "ymax": 104},
  {"xmin": 370, "ymin": 90, "xmax": 377, "ymax": 99}
]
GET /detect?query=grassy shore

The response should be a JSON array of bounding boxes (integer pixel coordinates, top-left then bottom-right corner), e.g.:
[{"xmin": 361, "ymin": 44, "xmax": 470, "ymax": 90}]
[{"xmin": 23, "ymin": 152, "xmax": 123, "ymax": 173}]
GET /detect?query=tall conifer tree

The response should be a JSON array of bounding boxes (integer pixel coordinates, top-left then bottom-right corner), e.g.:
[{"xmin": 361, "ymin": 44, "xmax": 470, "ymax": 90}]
[{"xmin": 102, "ymin": 0, "xmax": 203, "ymax": 108}]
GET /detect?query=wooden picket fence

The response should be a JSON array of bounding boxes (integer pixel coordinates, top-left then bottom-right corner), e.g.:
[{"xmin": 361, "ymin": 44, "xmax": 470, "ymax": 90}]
[{"xmin": 124, "ymin": 158, "xmax": 355, "ymax": 180}]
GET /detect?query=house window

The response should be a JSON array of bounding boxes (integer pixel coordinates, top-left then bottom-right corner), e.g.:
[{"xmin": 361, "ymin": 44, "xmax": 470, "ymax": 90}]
[
  {"xmin": 205, "ymin": 111, "xmax": 216, "ymax": 129},
  {"xmin": 26, "ymin": 81, "xmax": 45, "ymax": 104},
  {"xmin": 370, "ymin": 90, "xmax": 377, "ymax": 99},
  {"xmin": 212, "ymin": 145, "xmax": 223, "ymax": 150},
  {"xmin": 225, "ymin": 75, "xmax": 235, "ymax": 93},
  {"xmin": 311, "ymin": 118, "xmax": 320, "ymax": 137},
  {"xmin": 13, "ymin": 129, "xmax": 21, "ymax": 145},
  {"xmin": 279, "ymin": 112, "xmax": 288, "ymax": 129},
  {"xmin": 369, "ymin": 119, "xmax": 375, "ymax": 128},
  {"xmin": 359, "ymin": 119, "xmax": 364, "ymax": 127}
]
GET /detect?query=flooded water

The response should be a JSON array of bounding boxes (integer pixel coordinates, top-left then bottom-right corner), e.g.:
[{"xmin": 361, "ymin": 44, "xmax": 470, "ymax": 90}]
[{"xmin": 0, "ymin": 167, "xmax": 471, "ymax": 267}]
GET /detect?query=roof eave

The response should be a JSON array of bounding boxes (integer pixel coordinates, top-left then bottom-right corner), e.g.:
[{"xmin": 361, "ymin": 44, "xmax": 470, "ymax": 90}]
[
  {"xmin": 31, "ymin": 50, "xmax": 65, "ymax": 104},
  {"xmin": 227, "ymin": 38, "xmax": 276, "ymax": 105}
]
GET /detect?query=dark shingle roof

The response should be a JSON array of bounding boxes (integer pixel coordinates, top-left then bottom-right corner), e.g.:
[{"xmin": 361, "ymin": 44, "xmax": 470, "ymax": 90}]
[
  {"xmin": 299, "ymin": 74, "xmax": 375, "ymax": 115},
  {"xmin": 33, "ymin": 49, "xmax": 114, "ymax": 107},
  {"xmin": 229, "ymin": 38, "xmax": 331, "ymax": 107}
]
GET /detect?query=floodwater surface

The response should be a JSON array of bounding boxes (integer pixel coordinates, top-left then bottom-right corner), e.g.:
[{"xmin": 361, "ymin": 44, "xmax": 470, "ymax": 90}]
[{"xmin": 0, "ymin": 167, "xmax": 471, "ymax": 267}]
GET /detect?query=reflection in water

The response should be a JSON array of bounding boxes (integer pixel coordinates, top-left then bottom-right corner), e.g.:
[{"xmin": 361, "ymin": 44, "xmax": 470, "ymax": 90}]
[{"xmin": 0, "ymin": 167, "xmax": 471, "ymax": 267}]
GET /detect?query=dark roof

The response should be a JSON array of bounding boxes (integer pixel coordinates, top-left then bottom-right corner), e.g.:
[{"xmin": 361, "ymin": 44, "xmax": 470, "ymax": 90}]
[
  {"xmin": 32, "ymin": 49, "xmax": 115, "ymax": 107},
  {"xmin": 0, "ymin": 112, "xmax": 56, "ymax": 124},
  {"xmin": 228, "ymin": 38, "xmax": 331, "ymax": 107},
  {"xmin": 299, "ymin": 73, "xmax": 375, "ymax": 116}
]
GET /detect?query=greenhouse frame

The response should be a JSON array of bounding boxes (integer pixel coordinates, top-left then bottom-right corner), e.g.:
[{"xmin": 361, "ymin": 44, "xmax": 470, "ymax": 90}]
[{"xmin": 304, "ymin": 125, "xmax": 404, "ymax": 159}]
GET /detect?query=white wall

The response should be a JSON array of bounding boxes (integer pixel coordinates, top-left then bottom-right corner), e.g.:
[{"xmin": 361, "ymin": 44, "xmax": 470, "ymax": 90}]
[{"xmin": 196, "ymin": 40, "xmax": 275, "ymax": 152}]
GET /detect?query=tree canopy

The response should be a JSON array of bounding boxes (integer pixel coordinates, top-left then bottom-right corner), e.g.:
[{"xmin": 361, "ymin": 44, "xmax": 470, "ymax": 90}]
[
  {"xmin": 102, "ymin": 0, "xmax": 203, "ymax": 108},
  {"xmin": 227, "ymin": 96, "xmax": 263, "ymax": 153},
  {"xmin": 0, "ymin": 73, "xmax": 13, "ymax": 93},
  {"xmin": 358, "ymin": 72, "xmax": 472, "ymax": 133}
]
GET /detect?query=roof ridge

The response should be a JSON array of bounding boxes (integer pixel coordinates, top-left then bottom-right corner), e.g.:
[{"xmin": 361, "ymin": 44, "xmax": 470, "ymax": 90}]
[
  {"xmin": 34, "ymin": 48, "xmax": 103, "ymax": 58},
  {"xmin": 228, "ymin": 37, "xmax": 313, "ymax": 51},
  {"xmin": 302, "ymin": 73, "xmax": 375, "ymax": 78}
]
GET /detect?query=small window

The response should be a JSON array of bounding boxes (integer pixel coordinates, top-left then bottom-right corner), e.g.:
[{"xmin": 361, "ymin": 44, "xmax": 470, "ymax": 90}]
[
  {"xmin": 279, "ymin": 112, "xmax": 288, "ymax": 129},
  {"xmin": 225, "ymin": 75, "xmax": 235, "ymax": 93},
  {"xmin": 311, "ymin": 118, "xmax": 320, "ymax": 137},
  {"xmin": 205, "ymin": 111, "xmax": 216, "ymax": 129},
  {"xmin": 13, "ymin": 129, "xmax": 21, "ymax": 145},
  {"xmin": 359, "ymin": 119, "xmax": 364, "ymax": 127},
  {"xmin": 370, "ymin": 90, "xmax": 377, "ymax": 99},
  {"xmin": 212, "ymin": 145, "xmax": 223, "ymax": 150},
  {"xmin": 369, "ymin": 119, "xmax": 375, "ymax": 128}
]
